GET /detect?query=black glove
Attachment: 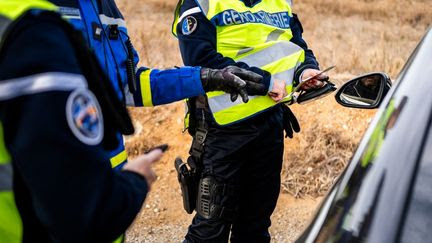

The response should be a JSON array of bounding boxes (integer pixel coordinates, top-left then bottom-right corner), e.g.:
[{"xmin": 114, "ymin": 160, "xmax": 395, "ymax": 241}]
[
  {"xmin": 282, "ymin": 105, "xmax": 300, "ymax": 138},
  {"xmin": 201, "ymin": 66, "xmax": 268, "ymax": 103}
]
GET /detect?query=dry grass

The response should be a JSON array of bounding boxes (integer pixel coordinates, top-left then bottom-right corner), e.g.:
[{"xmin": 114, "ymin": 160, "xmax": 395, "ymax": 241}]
[
  {"xmin": 117, "ymin": 0, "xmax": 431, "ymax": 199},
  {"xmin": 296, "ymin": 0, "xmax": 431, "ymax": 78},
  {"xmin": 282, "ymin": 124, "xmax": 356, "ymax": 197}
]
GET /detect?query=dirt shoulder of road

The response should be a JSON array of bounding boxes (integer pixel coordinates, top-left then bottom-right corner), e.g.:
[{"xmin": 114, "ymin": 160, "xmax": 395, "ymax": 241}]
[{"xmin": 126, "ymin": 175, "xmax": 322, "ymax": 243}]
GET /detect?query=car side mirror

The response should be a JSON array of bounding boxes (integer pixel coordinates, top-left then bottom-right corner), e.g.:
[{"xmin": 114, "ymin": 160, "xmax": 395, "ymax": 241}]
[{"xmin": 335, "ymin": 72, "xmax": 391, "ymax": 109}]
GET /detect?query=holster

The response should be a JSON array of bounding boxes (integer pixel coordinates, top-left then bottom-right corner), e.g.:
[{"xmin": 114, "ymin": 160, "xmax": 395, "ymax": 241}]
[
  {"xmin": 175, "ymin": 108, "xmax": 208, "ymax": 213},
  {"xmin": 196, "ymin": 176, "xmax": 237, "ymax": 221},
  {"xmin": 175, "ymin": 157, "xmax": 200, "ymax": 214}
]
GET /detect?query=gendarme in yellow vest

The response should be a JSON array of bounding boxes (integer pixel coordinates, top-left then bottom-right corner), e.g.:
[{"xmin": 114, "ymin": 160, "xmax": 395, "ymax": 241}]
[{"xmin": 173, "ymin": 0, "xmax": 305, "ymax": 126}]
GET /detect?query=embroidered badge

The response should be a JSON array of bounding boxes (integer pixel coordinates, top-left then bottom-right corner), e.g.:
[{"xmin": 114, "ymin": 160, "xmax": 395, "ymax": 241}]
[
  {"xmin": 66, "ymin": 89, "xmax": 104, "ymax": 145},
  {"xmin": 182, "ymin": 16, "xmax": 198, "ymax": 35},
  {"xmin": 58, "ymin": 7, "xmax": 82, "ymax": 20}
]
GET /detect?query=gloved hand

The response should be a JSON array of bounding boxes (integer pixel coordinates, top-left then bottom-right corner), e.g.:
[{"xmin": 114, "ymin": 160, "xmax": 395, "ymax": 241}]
[
  {"xmin": 282, "ymin": 105, "xmax": 300, "ymax": 138},
  {"xmin": 201, "ymin": 66, "xmax": 267, "ymax": 103}
]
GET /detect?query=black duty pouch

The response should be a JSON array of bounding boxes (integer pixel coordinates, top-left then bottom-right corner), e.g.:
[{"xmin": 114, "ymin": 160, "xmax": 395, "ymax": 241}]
[{"xmin": 175, "ymin": 157, "xmax": 200, "ymax": 214}]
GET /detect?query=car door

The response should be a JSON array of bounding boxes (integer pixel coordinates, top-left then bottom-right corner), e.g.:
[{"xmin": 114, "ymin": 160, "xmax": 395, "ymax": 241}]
[{"xmin": 296, "ymin": 28, "xmax": 432, "ymax": 243}]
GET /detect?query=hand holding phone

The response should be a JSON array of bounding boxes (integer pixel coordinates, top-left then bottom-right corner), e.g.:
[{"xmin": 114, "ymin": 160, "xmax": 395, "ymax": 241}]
[
  {"xmin": 146, "ymin": 144, "xmax": 169, "ymax": 153},
  {"xmin": 123, "ymin": 144, "xmax": 169, "ymax": 190}
]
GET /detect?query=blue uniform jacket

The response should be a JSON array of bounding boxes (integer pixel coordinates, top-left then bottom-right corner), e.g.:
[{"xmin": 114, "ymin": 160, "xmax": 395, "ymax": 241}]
[
  {"xmin": 0, "ymin": 11, "xmax": 147, "ymax": 242},
  {"xmin": 50, "ymin": 0, "xmax": 205, "ymax": 167},
  {"xmin": 175, "ymin": 0, "xmax": 320, "ymax": 87}
]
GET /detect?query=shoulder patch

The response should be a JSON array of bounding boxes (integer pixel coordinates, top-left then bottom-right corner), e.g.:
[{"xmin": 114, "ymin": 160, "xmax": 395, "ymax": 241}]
[
  {"xmin": 66, "ymin": 89, "xmax": 104, "ymax": 145},
  {"xmin": 182, "ymin": 16, "xmax": 197, "ymax": 35}
]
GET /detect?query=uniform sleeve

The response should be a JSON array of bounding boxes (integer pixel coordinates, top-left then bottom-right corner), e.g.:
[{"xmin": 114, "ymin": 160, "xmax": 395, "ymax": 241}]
[
  {"xmin": 131, "ymin": 66, "xmax": 205, "ymax": 107},
  {"xmin": 125, "ymin": 20, "xmax": 205, "ymax": 107},
  {"xmin": 289, "ymin": 13, "xmax": 320, "ymax": 82},
  {"xmin": 0, "ymin": 17, "xmax": 147, "ymax": 242},
  {"xmin": 175, "ymin": 0, "xmax": 272, "ymax": 91}
]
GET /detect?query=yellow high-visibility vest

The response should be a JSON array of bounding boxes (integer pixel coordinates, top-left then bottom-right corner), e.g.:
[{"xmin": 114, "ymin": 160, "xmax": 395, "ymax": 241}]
[
  {"xmin": 173, "ymin": 0, "xmax": 304, "ymax": 126},
  {"xmin": 0, "ymin": 122, "xmax": 22, "ymax": 243}
]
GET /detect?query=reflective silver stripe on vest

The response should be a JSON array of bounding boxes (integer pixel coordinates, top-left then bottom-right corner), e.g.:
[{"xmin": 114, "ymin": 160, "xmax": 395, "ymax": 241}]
[
  {"xmin": 209, "ymin": 42, "xmax": 302, "ymax": 113},
  {"xmin": 286, "ymin": 0, "xmax": 293, "ymax": 7},
  {"xmin": 208, "ymin": 93, "xmax": 242, "ymax": 113},
  {"xmin": 209, "ymin": 65, "xmax": 297, "ymax": 113},
  {"xmin": 99, "ymin": 14, "xmax": 126, "ymax": 28},
  {"xmin": 0, "ymin": 163, "xmax": 12, "ymax": 191},
  {"xmin": 266, "ymin": 29, "xmax": 286, "ymax": 42},
  {"xmin": 237, "ymin": 41, "xmax": 303, "ymax": 68},
  {"xmin": 0, "ymin": 15, "xmax": 11, "ymax": 39},
  {"xmin": 0, "ymin": 72, "xmax": 88, "ymax": 101},
  {"xmin": 236, "ymin": 47, "xmax": 254, "ymax": 57},
  {"xmin": 196, "ymin": 0, "xmax": 209, "ymax": 15},
  {"xmin": 273, "ymin": 65, "xmax": 296, "ymax": 81}
]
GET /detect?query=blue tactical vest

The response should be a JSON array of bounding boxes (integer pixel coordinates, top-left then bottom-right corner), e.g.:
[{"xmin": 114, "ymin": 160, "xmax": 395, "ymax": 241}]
[{"xmin": 52, "ymin": 0, "xmax": 137, "ymax": 168}]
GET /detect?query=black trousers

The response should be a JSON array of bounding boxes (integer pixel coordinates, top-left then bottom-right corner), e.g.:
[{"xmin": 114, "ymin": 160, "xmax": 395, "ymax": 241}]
[{"xmin": 185, "ymin": 106, "xmax": 285, "ymax": 243}]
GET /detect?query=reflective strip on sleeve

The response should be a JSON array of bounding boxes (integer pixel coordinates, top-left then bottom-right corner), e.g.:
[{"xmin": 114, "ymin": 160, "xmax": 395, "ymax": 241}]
[
  {"xmin": 110, "ymin": 150, "xmax": 128, "ymax": 168},
  {"xmin": 139, "ymin": 70, "xmax": 153, "ymax": 107},
  {"xmin": 99, "ymin": 14, "xmax": 126, "ymax": 28},
  {"xmin": 0, "ymin": 163, "xmax": 12, "ymax": 191},
  {"xmin": 178, "ymin": 7, "xmax": 201, "ymax": 23},
  {"xmin": 0, "ymin": 72, "xmax": 87, "ymax": 101}
]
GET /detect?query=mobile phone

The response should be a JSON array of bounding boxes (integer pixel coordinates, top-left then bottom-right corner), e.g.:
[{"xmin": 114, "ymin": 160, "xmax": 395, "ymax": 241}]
[
  {"xmin": 301, "ymin": 65, "xmax": 335, "ymax": 83},
  {"xmin": 146, "ymin": 144, "xmax": 169, "ymax": 153}
]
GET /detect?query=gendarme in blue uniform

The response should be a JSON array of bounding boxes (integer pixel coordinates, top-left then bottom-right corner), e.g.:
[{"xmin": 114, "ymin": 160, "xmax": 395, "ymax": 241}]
[{"xmin": 50, "ymin": 0, "xmax": 206, "ymax": 168}]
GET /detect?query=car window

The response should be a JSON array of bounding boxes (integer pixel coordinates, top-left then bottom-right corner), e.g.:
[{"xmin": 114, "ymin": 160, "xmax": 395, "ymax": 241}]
[{"xmin": 400, "ymin": 123, "xmax": 432, "ymax": 242}]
